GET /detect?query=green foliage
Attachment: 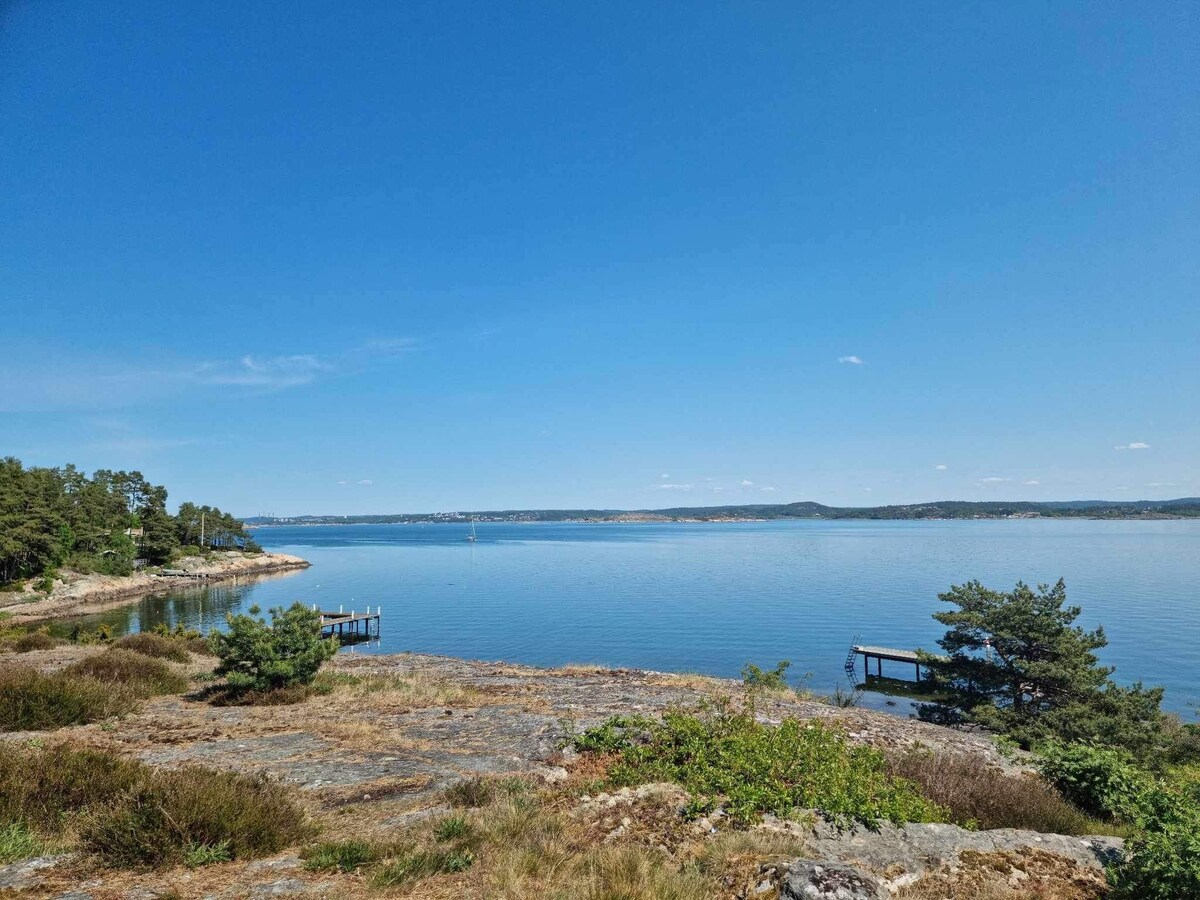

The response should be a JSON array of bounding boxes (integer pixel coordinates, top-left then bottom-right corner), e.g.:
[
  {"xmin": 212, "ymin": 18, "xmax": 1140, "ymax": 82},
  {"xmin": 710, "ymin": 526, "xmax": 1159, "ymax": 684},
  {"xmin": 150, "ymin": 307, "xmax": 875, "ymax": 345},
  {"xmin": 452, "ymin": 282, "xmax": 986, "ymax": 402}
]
[
  {"xmin": 371, "ymin": 847, "xmax": 475, "ymax": 886},
  {"xmin": 434, "ymin": 815, "xmax": 472, "ymax": 842},
  {"xmin": 0, "ymin": 667, "xmax": 136, "ymax": 731},
  {"xmin": 211, "ymin": 603, "xmax": 337, "ymax": 693},
  {"xmin": 183, "ymin": 840, "xmax": 232, "ymax": 868},
  {"xmin": 579, "ymin": 706, "xmax": 948, "ymax": 827},
  {"xmin": 0, "ymin": 458, "xmax": 257, "ymax": 583},
  {"xmin": 64, "ymin": 648, "xmax": 189, "ymax": 697},
  {"xmin": 1035, "ymin": 742, "xmax": 1150, "ymax": 822},
  {"xmin": 571, "ymin": 715, "xmax": 656, "ymax": 753},
  {"xmin": 0, "ymin": 743, "xmax": 145, "ymax": 830},
  {"xmin": 923, "ymin": 579, "xmax": 1170, "ymax": 755},
  {"xmin": 741, "ymin": 660, "xmax": 791, "ymax": 691},
  {"xmin": 0, "ymin": 822, "xmax": 42, "ymax": 864},
  {"xmin": 304, "ymin": 839, "xmax": 378, "ymax": 872},
  {"xmin": 1109, "ymin": 783, "xmax": 1200, "ymax": 900}
]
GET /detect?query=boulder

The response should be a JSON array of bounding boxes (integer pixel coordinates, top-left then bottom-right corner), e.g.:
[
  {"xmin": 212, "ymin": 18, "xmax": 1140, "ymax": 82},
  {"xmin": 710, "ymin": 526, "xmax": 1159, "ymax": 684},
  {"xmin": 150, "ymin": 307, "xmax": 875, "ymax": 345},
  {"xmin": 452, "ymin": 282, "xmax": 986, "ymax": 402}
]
[{"xmin": 781, "ymin": 860, "xmax": 882, "ymax": 899}]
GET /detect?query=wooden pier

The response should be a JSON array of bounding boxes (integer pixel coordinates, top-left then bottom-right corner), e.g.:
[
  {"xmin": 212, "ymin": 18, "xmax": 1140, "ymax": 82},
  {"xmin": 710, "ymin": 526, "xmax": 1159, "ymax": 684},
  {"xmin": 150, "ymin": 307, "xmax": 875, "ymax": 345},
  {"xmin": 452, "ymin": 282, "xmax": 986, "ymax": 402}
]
[
  {"xmin": 314, "ymin": 605, "xmax": 381, "ymax": 640},
  {"xmin": 850, "ymin": 644, "xmax": 944, "ymax": 682}
]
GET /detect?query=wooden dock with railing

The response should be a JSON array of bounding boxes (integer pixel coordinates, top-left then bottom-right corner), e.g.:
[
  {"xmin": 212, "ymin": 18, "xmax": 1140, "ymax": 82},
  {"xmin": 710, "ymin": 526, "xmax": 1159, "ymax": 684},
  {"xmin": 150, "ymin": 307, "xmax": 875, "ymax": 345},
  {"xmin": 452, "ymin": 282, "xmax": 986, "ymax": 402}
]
[{"xmin": 313, "ymin": 605, "xmax": 381, "ymax": 640}]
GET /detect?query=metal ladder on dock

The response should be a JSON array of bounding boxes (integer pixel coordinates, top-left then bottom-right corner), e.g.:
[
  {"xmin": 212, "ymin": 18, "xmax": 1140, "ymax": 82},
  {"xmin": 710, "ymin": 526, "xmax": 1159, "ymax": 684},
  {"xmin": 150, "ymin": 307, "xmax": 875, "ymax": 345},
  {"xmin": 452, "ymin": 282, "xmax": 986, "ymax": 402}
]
[{"xmin": 844, "ymin": 634, "xmax": 861, "ymax": 680}]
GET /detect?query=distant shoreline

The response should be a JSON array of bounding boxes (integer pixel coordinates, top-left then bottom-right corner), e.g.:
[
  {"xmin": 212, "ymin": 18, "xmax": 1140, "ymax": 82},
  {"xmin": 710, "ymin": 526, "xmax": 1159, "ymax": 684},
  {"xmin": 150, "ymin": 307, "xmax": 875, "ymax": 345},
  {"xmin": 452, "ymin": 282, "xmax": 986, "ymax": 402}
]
[{"xmin": 0, "ymin": 552, "xmax": 311, "ymax": 625}]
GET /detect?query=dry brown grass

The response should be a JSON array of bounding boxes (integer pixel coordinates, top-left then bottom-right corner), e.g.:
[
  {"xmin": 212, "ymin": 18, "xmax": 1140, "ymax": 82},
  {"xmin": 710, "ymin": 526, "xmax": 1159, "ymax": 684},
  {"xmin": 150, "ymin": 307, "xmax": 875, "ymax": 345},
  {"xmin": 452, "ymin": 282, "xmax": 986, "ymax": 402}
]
[
  {"xmin": 894, "ymin": 849, "xmax": 1110, "ymax": 900},
  {"xmin": 886, "ymin": 750, "xmax": 1118, "ymax": 835}
]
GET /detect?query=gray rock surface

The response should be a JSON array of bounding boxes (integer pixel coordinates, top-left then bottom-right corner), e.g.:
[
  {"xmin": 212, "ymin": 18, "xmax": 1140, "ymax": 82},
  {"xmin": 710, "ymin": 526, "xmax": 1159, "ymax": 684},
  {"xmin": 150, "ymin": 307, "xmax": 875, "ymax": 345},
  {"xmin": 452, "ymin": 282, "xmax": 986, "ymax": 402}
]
[
  {"xmin": 0, "ymin": 854, "xmax": 66, "ymax": 891},
  {"xmin": 804, "ymin": 818, "xmax": 1123, "ymax": 879},
  {"xmin": 781, "ymin": 860, "xmax": 882, "ymax": 899}
]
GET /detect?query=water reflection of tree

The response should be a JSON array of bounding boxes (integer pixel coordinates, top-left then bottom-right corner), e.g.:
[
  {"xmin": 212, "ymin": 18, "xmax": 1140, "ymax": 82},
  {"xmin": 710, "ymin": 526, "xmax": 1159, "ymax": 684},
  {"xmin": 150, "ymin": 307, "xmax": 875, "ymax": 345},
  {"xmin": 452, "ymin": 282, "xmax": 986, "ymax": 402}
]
[{"xmin": 135, "ymin": 584, "xmax": 246, "ymax": 634}]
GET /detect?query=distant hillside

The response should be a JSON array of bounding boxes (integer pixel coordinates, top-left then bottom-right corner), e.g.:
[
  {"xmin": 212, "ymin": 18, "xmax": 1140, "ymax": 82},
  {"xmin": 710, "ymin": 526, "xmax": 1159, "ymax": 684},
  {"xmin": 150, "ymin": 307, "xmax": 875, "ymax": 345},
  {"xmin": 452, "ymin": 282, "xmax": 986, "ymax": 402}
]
[{"xmin": 244, "ymin": 498, "xmax": 1200, "ymax": 526}]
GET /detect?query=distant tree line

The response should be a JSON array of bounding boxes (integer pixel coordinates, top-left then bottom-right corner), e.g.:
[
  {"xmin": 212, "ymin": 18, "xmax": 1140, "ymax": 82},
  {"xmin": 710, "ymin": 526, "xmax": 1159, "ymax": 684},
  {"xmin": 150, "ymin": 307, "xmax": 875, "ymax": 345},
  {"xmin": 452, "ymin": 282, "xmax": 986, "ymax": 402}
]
[{"xmin": 0, "ymin": 457, "xmax": 259, "ymax": 585}]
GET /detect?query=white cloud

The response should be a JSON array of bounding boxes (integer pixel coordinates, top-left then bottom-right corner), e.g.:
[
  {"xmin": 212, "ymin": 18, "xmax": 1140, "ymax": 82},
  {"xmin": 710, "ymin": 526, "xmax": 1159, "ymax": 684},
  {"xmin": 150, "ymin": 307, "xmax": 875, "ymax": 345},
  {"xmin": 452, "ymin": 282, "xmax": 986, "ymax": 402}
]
[
  {"xmin": 193, "ymin": 354, "xmax": 330, "ymax": 389},
  {"xmin": 838, "ymin": 355, "xmax": 865, "ymax": 365},
  {"xmin": 760, "ymin": 486, "xmax": 777, "ymax": 493},
  {"xmin": 1147, "ymin": 482, "xmax": 1175, "ymax": 488},
  {"xmin": 336, "ymin": 480, "xmax": 348, "ymax": 486},
  {"xmin": 658, "ymin": 483, "xmax": 693, "ymax": 491},
  {"xmin": 863, "ymin": 487, "xmax": 873, "ymax": 492},
  {"xmin": 1023, "ymin": 480, "xmax": 1040, "ymax": 486},
  {"xmin": 660, "ymin": 473, "xmax": 670, "ymax": 479},
  {"xmin": 357, "ymin": 479, "xmax": 373, "ymax": 486},
  {"xmin": 740, "ymin": 479, "xmax": 754, "ymax": 486},
  {"xmin": 980, "ymin": 476, "xmax": 1008, "ymax": 483},
  {"xmin": 934, "ymin": 464, "xmax": 948, "ymax": 471},
  {"xmin": 1114, "ymin": 442, "xmax": 1150, "ymax": 451}
]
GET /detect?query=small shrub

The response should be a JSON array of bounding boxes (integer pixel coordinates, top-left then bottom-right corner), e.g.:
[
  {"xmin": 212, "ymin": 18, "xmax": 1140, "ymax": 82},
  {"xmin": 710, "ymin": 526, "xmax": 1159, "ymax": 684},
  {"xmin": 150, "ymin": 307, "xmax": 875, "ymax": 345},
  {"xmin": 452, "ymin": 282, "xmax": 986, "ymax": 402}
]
[
  {"xmin": 65, "ymin": 648, "xmax": 188, "ymax": 697},
  {"xmin": 114, "ymin": 632, "xmax": 191, "ymax": 663},
  {"xmin": 0, "ymin": 743, "xmax": 146, "ymax": 829},
  {"xmin": 303, "ymin": 838, "xmax": 378, "ymax": 873},
  {"xmin": 68, "ymin": 622, "xmax": 114, "ymax": 645},
  {"xmin": 573, "ymin": 845, "xmax": 712, "ymax": 900},
  {"xmin": 11, "ymin": 631, "xmax": 62, "ymax": 653},
  {"xmin": 1109, "ymin": 784, "xmax": 1200, "ymax": 900},
  {"xmin": 0, "ymin": 667, "xmax": 136, "ymax": 731},
  {"xmin": 583, "ymin": 706, "xmax": 947, "ymax": 826},
  {"xmin": 210, "ymin": 603, "xmax": 337, "ymax": 693},
  {"xmin": 442, "ymin": 776, "xmax": 497, "ymax": 809},
  {"xmin": 81, "ymin": 765, "xmax": 311, "ymax": 868},
  {"xmin": 184, "ymin": 840, "xmax": 231, "ymax": 868},
  {"xmin": 741, "ymin": 660, "xmax": 791, "ymax": 691},
  {"xmin": 434, "ymin": 815, "xmax": 472, "ymax": 842},
  {"xmin": 371, "ymin": 847, "xmax": 474, "ymax": 886},
  {"xmin": 1036, "ymin": 742, "xmax": 1149, "ymax": 822},
  {"xmin": 887, "ymin": 750, "xmax": 1115, "ymax": 835},
  {"xmin": 572, "ymin": 715, "xmax": 655, "ymax": 753},
  {"xmin": 176, "ymin": 545, "xmax": 203, "ymax": 557},
  {"xmin": 827, "ymin": 685, "xmax": 863, "ymax": 708},
  {"xmin": 0, "ymin": 822, "xmax": 42, "ymax": 864}
]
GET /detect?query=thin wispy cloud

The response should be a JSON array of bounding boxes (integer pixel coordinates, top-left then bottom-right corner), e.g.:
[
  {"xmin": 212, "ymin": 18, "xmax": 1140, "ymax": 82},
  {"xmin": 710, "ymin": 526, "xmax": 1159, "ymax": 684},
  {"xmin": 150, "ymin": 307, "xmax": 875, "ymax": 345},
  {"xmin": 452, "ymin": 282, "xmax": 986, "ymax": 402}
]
[
  {"xmin": 740, "ymin": 479, "xmax": 754, "ymax": 486},
  {"xmin": 1147, "ymin": 482, "xmax": 1174, "ymax": 488},
  {"xmin": 838, "ymin": 355, "xmax": 865, "ymax": 365},
  {"xmin": 760, "ymin": 486, "xmax": 777, "ymax": 493},
  {"xmin": 660, "ymin": 473, "xmax": 670, "ymax": 479},
  {"xmin": 980, "ymin": 476, "xmax": 1009, "ymax": 483},
  {"xmin": 193, "ymin": 354, "xmax": 330, "ymax": 389},
  {"xmin": 357, "ymin": 479, "xmax": 373, "ymax": 486},
  {"xmin": 658, "ymin": 483, "xmax": 693, "ymax": 491},
  {"xmin": 1023, "ymin": 480, "xmax": 1040, "ymax": 485},
  {"xmin": 934, "ymin": 464, "xmax": 948, "ymax": 471},
  {"xmin": 1115, "ymin": 442, "xmax": 1150, "ymax": 450}
]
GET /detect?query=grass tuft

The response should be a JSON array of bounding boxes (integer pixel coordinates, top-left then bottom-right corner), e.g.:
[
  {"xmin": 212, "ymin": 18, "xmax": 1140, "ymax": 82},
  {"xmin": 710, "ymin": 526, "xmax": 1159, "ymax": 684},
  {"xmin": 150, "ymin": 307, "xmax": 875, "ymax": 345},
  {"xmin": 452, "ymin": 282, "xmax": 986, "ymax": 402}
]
[
  {"xmin": 303, "ymin": 839, "xmax": 378, "ymax": 873},
  {"xmin": 0, "ymin": 822, "xmax": 43, "ymax": 864},
  {"xmin": 0, "ymin": 666, "xmax": 137, "ymax": 731},
  {"xmin": 64, "ymin": 648, "xmax": 188, "ymax": 697},
  {"xmin": 114, "ymin": 632, "xmax": 191, "ymax": 663}
]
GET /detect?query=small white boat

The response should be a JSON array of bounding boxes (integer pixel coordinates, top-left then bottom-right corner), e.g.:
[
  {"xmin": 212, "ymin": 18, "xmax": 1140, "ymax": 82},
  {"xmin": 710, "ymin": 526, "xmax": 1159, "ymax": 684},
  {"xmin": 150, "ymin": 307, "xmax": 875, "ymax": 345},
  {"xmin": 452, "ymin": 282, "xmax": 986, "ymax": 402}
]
[{"xmin": 466, "ymin": 519, "xmax": 477, "ymax": 542}]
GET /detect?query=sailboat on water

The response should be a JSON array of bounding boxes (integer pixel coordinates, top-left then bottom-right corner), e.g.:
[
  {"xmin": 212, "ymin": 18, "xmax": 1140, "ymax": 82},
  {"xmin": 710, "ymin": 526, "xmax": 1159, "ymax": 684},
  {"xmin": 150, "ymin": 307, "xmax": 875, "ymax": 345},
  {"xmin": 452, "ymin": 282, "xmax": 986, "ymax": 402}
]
[{"xmin": 466, "ymin": 518, "xmax": 477, "ymax": 542}]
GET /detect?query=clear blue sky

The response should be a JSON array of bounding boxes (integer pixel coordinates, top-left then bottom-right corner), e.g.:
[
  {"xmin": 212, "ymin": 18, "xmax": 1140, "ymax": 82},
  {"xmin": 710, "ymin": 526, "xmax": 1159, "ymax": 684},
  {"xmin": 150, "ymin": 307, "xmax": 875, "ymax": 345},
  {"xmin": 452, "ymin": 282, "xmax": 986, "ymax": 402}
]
[{"xmin": 2, "ymin": 2, "xmax": 1196, "ymax": 515}]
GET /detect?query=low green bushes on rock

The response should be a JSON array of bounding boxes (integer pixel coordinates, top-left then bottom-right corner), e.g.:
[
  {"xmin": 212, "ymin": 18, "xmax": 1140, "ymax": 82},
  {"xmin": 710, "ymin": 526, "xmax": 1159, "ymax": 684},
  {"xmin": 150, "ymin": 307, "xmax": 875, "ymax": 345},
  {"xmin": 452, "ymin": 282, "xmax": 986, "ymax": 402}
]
[
  {"xmin": 1035, "ymin": 742, "xmax": 1150, "ymax": 822},
  {"xmin": 1109, "ymin": 782, "xmax": 1200, "ymax": 900},
  {"xmin": 8, "ymin": 630, "xmax": 63, "ymax": 653},
  {"xmin": 64, "ymin": 648, "xmax": 188, "ymax": 697},
  {"xmin": 0, "ymin": 667, "xmax": 136, "ymax": 731},
  {"xmin": 576, "ymin": 705, "xmax": 948, "ymax": 827}
]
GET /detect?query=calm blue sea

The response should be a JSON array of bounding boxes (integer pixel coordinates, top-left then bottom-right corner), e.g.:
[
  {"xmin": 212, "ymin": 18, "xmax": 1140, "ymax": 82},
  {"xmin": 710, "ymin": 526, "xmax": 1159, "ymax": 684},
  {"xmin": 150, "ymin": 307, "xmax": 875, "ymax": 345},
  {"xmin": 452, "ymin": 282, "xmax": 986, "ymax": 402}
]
[{"xmin": 72, "ymin": 520, "xmax": 1200, "ymax": 715}]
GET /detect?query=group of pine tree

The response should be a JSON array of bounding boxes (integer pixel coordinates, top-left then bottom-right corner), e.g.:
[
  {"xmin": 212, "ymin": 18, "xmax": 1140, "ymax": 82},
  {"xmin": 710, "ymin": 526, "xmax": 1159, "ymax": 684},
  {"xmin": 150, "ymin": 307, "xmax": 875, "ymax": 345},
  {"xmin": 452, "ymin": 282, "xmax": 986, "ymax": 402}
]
[{"xmin": 0, "ymin": 457, "xmax": 258, "ymax": 586}]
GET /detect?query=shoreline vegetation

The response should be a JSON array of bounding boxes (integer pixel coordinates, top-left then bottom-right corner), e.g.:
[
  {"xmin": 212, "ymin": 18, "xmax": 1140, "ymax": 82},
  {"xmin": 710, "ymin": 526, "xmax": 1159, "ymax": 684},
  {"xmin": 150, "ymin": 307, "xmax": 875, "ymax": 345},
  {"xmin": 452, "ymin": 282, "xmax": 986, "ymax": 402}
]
[
  {"xmin": 245, "ymin": 496, "xmax": 1200, "ymax": 527},
  {"xmin": 0, "ymin": 551, "xmax": 310, "ymax": 625}
]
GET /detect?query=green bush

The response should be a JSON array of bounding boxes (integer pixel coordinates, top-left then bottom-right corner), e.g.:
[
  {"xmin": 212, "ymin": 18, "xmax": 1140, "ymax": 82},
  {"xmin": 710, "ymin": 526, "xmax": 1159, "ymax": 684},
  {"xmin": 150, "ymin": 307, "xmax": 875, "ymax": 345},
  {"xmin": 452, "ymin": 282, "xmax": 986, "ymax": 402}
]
[
  {"xmin": 579, "ymin": 705, "xmax": 948, "ymax": 827},
  {"xmin": 741, "ymin": 660, "xmax": 791, "ymax": 691},
  {"xmin": 64, "ymin": 648, "xmax": 188, "ymax": 697},
  {"xmin": 1110, "ymin": 784, "xmax": 1200, "ymax": 900},
  {"xmin": 0, "ymin": 667, "xmax": 136, "ymax": 731},
  {"xmin": 1036, "ymin": 742, "xmax": 1150, "ymax": 822},
  {"xmin": 114, "ymin": 632, "xmax": 191, "ymax": 663},
  {"xmin": 210, "ymin": 603, "xmax": 337, "ymax": 693},
  {"xmin": 0, "ymin": 822, "xmax": 42, "ymax": 864},
  {"xmin": 371, "ymin": 847, "xmax": 475, "ymax": 886},
  {"xmin": 0, "ymin": 743, "xmax": 146, "ymax": 830},
  {"xmin": 303, "ymin": 839, "xmax": 379, "ymax": 872}
]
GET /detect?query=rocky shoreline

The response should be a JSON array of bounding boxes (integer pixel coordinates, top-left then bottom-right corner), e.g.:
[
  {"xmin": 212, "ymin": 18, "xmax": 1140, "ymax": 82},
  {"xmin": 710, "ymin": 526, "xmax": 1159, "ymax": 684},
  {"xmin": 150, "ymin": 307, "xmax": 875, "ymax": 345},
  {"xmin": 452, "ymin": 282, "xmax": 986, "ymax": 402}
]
[{"xmin": 0, "ymin": 552, "xmax": 310, "ymax": 625}]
